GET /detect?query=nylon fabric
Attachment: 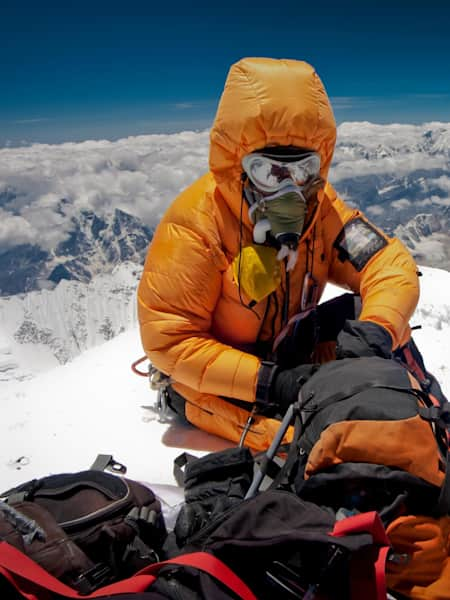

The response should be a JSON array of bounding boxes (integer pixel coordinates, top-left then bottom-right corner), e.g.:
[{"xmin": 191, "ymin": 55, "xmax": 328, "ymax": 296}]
[
  {"xmin": 138, "ymin": 58, "xmax": 419, "ymax": 449},
  {"xmin": 0, "ymin": 543, "xmax": 257, "ymax": 600},
  {"xmin": 305, "ymin": 415, "xmax": 444, "ymax": 487},
  {"xmin": 177, "ymin": 385, "xmax": 294, "ymax": 452},
  {"xmin": 288, "ymin": 357, "xmax": 449, "ymax": 520},
  {"xmin": 386, "ymin": 514, "xmax": 450, "ymax": 598},
  {"xmin": 183, "ymin": 491, "xmax": 389, "ymax": 600},
  {"xmin": 249, "ymin": 189, "xmax": 307, "ymax": 241},
  {"xmin": 231, "ymin": 245, "xmax": 281, "ymax": 303}
]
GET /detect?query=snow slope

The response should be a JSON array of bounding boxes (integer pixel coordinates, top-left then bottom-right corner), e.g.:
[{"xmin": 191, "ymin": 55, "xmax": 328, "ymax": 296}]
[
  {"xmin": 0, "ymin": 262, "xmax": 142, "ymax": 382},
  {"xmin": 1, "ymin": 266, "xmax": 449, "ymax": 493}
]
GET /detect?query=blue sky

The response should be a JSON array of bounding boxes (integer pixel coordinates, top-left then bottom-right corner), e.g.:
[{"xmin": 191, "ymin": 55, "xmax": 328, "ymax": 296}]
[{"xmin": 1, "ymin": 0, "xmax": 450, "ymax": 145}]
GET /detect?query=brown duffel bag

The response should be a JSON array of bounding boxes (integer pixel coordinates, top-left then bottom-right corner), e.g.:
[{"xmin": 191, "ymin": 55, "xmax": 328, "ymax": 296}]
[{"xmin": 0, "ymin": 469, "xmax": 167, "ymax": 593}]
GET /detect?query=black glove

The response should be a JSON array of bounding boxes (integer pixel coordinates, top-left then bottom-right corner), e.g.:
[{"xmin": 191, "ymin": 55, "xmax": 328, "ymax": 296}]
[
  {"xmin": 335, "ymin": 319, "xmax": 392, "ymax": 360},
  {"xmin": 174, "ymin": 447, "xmax": 254, "ymax": 547},
  {"xmin": 268, "ymin": 363, "xmax": 320, "ymax": 416}
]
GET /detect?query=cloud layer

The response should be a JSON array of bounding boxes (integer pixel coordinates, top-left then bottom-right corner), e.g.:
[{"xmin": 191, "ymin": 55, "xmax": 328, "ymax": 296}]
[
  {"xmin": 1, "ymin": 122, "xmax": 449, "ymax": 254},
  {"xmin": 0, "ymin": 131, "xmax": 209, "ymax": 251}
]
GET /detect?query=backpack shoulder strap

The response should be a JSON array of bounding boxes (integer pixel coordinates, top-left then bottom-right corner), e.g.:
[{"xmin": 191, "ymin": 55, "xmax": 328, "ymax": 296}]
[
  {"xmin": 418, "ymin": 403, "xmax": 450, "ymax": 514},
  {"xmin": 152, "ymin": 553, "xmax": 257, "ymax": 600},
  {"xmin": 332, "ymin": 511, "xmax": 390, "ymax": 600},
  {"xmin": 0, "ymin": 541, "xmax": 257, "ymax": 600}
]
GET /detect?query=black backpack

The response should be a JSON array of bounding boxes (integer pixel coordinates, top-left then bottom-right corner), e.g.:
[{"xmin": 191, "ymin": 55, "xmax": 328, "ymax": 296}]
[
  {"xmin": 164, "ymin": 447, "xmax": 392, "ymax": 599},
  {"xmin": 175, "ymin": 487, "xmax": 391, "ymax": 600},
  {"xmin": 252, "ymin": 355, "xmax": 449, "ymax": 530},
  {"xmin": 164, "ymin": 357, "xmax": 450, "ymax": 599}
]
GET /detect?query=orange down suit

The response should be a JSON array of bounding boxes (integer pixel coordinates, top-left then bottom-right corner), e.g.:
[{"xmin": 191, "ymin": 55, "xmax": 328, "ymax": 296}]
[{"xmin": 138, "ymin": 58, "xmax": 419, "ymax": 450}]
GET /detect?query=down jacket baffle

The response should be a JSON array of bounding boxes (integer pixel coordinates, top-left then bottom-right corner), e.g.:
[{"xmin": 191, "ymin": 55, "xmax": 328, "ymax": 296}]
[{"xmin": 138, "ymin": 57, "xmax": 419, "ymax": 450}]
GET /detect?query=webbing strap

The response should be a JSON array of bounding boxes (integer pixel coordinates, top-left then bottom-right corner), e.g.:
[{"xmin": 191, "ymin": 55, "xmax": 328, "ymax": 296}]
[
  {"xmin": 332, "ymin": 511, "xmax": 390, "ymax": 600},
  {"xmin": 402, "ymin": 345, "xmax": 427, "ymax": 385},
  {"xmin": 348, "ymin": 546, "xmax": 390, "ymax": 600},
  {"xmin": 0, "ymin": 542, "xmax": 257, "ymax": 600},
  {"xmin": 332, "ymin": 511, "xmax": 390, "ymax": 545},
  {"xmin": 301, "ymin": 382, "xmax": 427, "ymax": 430},
  {"xmin": 418, "ymin": 404, "xmax": 450, "ymax": 514},
  {"xmin": 438, "ymin": 443, "xmax": 450, "ymax": 515},
  {"xmin": 0, "ymin": 541, "xmax": 154, "ymax": 599},
  {"xmin": 172, "ymin": 451, "xmax": 199, "ymax": 487}
]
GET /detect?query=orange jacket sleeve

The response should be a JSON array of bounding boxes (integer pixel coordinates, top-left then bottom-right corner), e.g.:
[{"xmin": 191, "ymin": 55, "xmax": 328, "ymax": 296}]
[
  {"xmin": 137, "ymin": 193, "xmax": 260, "ymax": 403},
  {"xmin": 321, "ymin": 183, "xmax": 420, "ymax": 348}
]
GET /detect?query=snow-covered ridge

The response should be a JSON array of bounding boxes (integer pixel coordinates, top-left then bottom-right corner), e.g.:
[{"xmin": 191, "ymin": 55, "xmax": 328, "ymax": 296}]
[
  {"xmin": 0, "ymin": 262, "xmax": 142, "ymax": 381},
  {"xmin": 2, "ymin": 259, "xmax": 449, "ymax": 389},
  {"xmin": 395, "ymin": 209, "xmax": 450, "ymax": 269},
  {"xmin": 0, "ymin": 130, "xmax": 209, "ymax": 256},
  {"xmin": 330, "ymin": 123, "xmax": 450, "ymax": 269},
  {"xmin": 334, "ymin": 121, "xmax": 450, "ymax": 160}
]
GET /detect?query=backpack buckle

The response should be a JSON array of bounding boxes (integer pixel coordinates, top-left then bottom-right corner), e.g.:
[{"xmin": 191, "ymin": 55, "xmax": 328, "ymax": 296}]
[
  {"xmin": 90, "ymin": 454, "xmax": 127, "ymax": 474},
  {"xmin": 74, "ymin": 563, "xmax": 113, "ymax": 594}
]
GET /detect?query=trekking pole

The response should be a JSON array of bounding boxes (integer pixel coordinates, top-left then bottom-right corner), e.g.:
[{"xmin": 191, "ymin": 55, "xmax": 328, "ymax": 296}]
[{"xmin": 245, "ymin": 401, "xmax": 296, "ymax": 499}]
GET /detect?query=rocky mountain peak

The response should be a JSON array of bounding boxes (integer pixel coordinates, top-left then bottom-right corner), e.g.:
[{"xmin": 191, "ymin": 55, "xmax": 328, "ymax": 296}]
[{"xmin": 0, "ymin": 207, "xmax": 153, "ymax": 296}]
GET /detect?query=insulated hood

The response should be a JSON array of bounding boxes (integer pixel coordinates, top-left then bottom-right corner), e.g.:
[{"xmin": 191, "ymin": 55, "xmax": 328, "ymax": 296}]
[{"xmin": 209, "ymin": 57, "xmax": 336, "ymax": 221}]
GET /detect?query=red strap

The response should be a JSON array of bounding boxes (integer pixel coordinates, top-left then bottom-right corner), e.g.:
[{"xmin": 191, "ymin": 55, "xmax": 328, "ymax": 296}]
[
  {"xmin": 375, "ymin": 546, "xmax": 390, "ymax": 597},
  {"xmin": 403, "ymin": 346, "xmax": 428, "ymax": 385},
  {"xmin": 332, "ymin": 510, "xmax": 390, "ymax": 545},
  {"xmin": 142, "ymin": 553, "xmax": 257, "ymax": 600},
  {"xmin": 332, "ymin": 512, "xmax": 390, "ymax": 600},
  {"xmin": 0, "ymin": 542, "xmax": 257, "ymax": 600},
  {"xmin": 0, "ymin": 542, "xmax": 156, "ymax": 598}
]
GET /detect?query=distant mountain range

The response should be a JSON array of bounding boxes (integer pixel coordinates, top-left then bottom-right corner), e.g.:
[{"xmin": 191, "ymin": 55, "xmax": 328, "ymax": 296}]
[
  {"xmin": 395, "ymin": 209, "xmax": 450, "ymax": 268},
  {"xmin": 0, "ymin": 204, "xmax": 153, "ymax": 296},
  {"xmin": 331, "ymin": 122, "xmax": 450, "ymax": 269},
  {"xmin": 1, "ymin": 123, "xmax": 449, "ymax": 380},
  {"xmin": 1, "ymin": 122, "xmax": 449, "ymax": 299}
]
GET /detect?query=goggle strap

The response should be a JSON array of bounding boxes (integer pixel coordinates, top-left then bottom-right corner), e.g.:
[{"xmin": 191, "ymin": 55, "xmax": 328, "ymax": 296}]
[
  {"xmin": 243, "ymin": 179, "xmax": 258, "ymax": 206},
  {"xmin": 248, "ymin": 201, "xmax": 259, "ymax": 222}
]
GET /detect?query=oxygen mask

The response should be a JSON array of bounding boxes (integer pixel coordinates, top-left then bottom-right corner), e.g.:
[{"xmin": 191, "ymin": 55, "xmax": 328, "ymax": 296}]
[{"xmin": 242, "ymin": 150, "xmax": 322, "ymax": 271}]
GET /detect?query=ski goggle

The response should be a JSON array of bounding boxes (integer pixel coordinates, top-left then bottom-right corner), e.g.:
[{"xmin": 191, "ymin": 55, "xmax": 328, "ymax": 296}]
[{"xmin": 242, "ymin": 152, "xmax": 321, "ymax": 193}]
